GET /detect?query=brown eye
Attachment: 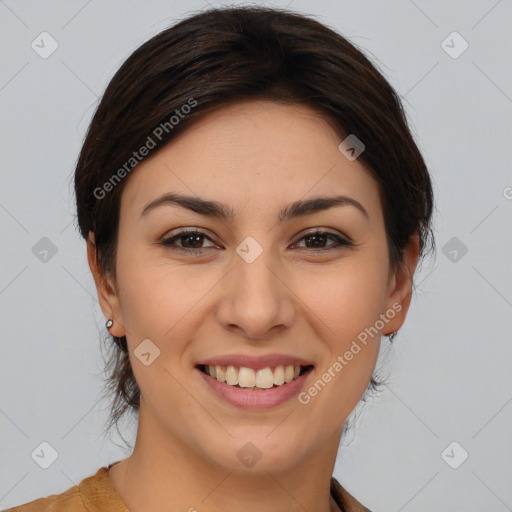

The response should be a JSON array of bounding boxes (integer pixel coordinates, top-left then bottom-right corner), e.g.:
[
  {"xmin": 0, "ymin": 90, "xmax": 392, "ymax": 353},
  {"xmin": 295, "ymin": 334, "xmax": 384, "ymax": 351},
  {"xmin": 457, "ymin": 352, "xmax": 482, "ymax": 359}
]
[
  {"xmin": 293, "ymin": 230, "xmax": 353, "ymax": 251},
  {"xmin": 160, "ymin": 229, "xmax": 217, "ymax": 254},
  {"xmin": 160, "ymin": 228, "xmax": 353, "ymax": 255}
]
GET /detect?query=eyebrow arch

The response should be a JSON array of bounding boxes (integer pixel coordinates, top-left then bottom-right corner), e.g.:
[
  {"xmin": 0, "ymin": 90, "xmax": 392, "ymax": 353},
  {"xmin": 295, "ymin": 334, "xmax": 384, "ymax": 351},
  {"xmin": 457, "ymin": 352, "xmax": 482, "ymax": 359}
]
[{"xmin": 140, "ymin": 192, "xmax": 369, "ymax": 222}]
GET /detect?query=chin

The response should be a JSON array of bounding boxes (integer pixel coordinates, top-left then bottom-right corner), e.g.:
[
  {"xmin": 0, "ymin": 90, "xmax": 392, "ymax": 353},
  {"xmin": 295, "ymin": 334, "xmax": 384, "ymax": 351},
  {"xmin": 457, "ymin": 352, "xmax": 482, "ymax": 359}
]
[{"xmin": 201, "ymin": 428, "xmax": 311, "ymax": 474}]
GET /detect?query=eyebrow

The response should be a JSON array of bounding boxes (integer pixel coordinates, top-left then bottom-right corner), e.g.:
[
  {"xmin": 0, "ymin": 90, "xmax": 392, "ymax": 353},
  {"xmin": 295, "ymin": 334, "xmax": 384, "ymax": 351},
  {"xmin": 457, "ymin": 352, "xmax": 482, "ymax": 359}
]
[{"xmin": 140, "ymin": 192, "xmax": 369, "ymax": 222}]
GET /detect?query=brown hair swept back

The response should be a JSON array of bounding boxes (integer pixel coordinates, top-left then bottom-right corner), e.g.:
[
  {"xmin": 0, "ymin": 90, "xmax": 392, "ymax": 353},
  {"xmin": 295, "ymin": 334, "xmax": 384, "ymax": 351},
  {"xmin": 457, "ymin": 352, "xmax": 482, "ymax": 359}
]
[{"xmin": 73, "ymin": 5, "xmax": 435, "ymax": 445}]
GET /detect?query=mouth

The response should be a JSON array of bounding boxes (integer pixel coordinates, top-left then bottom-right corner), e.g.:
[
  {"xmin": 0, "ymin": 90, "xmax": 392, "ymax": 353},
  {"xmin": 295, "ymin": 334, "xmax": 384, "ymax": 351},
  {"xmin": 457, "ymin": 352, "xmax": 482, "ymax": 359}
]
[{"xmin": 195, "ymin": 363, "xmax": 314, "ymax": 391}]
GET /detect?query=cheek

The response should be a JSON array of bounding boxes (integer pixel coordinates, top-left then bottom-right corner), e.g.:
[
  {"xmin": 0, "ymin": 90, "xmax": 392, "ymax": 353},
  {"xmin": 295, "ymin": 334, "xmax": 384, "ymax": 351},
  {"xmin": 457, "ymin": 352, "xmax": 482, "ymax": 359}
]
[
  {"xmin": 295, "ymin": 259, "xmax": 387, "ymax": 408},
  {"xmin": 115, "ymin": 253, "xmax": 203, "ymax": 405},
  {"xmin": 116, "ymin": 245, "xmax": 214, "ymax": 343},
  {"xmin": 297, "ymin": 262, "xmax": 386, "ymax": 417},
  {"xmin": 297, "ymin": 257, "xmax": 389, "ymax": 341}
]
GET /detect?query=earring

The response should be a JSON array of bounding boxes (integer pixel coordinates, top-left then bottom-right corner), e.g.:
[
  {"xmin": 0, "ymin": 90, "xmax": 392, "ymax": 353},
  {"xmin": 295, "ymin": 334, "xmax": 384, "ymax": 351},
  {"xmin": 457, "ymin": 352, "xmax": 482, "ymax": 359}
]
[
  {"xmin": 388, "ymin": 331, "xmax": 398, "ymax": 342},
  {"xmin": 106, "ymin": 319, "xmax": 114, "ymax": 330}
]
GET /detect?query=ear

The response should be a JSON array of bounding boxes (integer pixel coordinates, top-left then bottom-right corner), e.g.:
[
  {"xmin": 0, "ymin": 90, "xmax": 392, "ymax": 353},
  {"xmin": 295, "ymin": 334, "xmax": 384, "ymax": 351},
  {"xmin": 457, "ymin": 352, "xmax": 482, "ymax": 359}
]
[
  {"xmin": 382, "ymin": 232, "xmax": 421, "ymax": 336},
  {"xmin": 87, "ymin": 231, "xmax": 126, "ymax": 338}
]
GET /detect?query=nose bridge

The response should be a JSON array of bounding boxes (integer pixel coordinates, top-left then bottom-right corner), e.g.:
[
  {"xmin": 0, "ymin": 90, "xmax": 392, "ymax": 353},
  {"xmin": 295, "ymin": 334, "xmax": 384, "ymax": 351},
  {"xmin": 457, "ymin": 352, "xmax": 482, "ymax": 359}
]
[
  {"xmin": 234, "ymin": 233, "xmax": 280, "ymax": 307},
  {"xmin": 216, "ymin": 233, "xmax": 294, "ymax": 338}
]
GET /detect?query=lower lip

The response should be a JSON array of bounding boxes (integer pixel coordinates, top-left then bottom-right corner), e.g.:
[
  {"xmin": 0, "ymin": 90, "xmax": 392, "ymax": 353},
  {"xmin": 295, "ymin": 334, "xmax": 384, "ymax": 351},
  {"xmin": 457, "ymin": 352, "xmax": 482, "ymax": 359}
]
[{"xmin": 196, "ymin": 367, "xmax": 313, "ymax": 409}]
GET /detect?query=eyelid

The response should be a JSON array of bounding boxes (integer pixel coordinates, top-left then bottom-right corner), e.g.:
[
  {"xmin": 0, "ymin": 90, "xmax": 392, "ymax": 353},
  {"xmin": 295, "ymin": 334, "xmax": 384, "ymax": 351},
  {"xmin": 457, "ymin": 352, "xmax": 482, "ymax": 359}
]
[
  {"xmin": 159, "ymin": 226, "xmax": 355, "ymax": 253},
  {"xmin": 160, "ymin": 227, "xmax": 219, "ymax": 248}
]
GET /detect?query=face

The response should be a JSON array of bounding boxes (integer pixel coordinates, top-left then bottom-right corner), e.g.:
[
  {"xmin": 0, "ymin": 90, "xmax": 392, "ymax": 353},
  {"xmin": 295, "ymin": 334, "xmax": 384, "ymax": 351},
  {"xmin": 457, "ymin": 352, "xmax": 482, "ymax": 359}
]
[{"xmin": 89, "ymin": 100, "xmax": 418, "ymax": 474}]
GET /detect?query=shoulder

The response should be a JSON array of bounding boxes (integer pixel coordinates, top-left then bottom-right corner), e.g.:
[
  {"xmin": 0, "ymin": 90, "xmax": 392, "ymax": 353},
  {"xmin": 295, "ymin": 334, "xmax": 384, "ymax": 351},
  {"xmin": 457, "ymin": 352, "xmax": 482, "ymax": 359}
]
[
  {"xmin": 3, "ymin": 467, "xmax": 108, "ymax": 512},
  {"xmin": 3, "ymin": 486, "xmax": 84, "ymax": 512},
  {"xmin": 331, "ymin": 476, "xmax": 374, "ymax": 512}
]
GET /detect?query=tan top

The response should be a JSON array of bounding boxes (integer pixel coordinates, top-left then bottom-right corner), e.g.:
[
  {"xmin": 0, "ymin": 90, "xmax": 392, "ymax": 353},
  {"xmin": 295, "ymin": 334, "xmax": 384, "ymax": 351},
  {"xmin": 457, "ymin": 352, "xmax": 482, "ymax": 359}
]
[{"xmin": 5, "ymin": 463, "xmax": 372, "ymax": 512}]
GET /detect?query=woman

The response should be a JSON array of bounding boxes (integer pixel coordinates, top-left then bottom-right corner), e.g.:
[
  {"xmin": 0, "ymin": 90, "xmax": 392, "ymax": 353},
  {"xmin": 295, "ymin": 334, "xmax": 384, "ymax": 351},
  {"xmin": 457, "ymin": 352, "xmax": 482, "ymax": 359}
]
[{"xmin": 7, "ymin": 5, "xmax": 434, "ymax": 512}]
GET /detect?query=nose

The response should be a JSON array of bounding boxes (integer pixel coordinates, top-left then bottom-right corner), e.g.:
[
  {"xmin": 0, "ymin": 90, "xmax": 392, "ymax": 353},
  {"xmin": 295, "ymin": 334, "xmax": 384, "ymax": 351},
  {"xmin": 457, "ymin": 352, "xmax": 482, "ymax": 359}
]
[{"xmin": 215, "ymin": 244, "xmax": 296, "ymax": 341}]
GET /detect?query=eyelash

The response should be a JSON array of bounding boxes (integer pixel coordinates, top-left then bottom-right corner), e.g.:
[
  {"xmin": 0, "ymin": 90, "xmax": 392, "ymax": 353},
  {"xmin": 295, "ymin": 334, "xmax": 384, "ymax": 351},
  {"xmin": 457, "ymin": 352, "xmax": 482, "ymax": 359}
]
[{"xmin": 159, "ymin": 228, "xmax": 354, "ymax": 255}]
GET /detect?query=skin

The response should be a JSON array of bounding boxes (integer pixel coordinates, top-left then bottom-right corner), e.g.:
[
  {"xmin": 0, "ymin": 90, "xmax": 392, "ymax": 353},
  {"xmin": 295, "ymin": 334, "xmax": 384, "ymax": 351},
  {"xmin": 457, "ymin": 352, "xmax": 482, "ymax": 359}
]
[{"xmin": 87, "ymin": 100, "xmax": 419, "ymax": 512}]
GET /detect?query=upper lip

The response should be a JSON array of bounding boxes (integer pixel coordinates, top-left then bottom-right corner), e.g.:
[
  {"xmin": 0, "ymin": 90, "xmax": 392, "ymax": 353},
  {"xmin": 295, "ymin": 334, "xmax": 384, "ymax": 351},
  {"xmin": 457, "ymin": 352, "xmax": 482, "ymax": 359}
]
[{"xmin": 196, "ymin": 353, "xmax": 315, "ymax": 370}]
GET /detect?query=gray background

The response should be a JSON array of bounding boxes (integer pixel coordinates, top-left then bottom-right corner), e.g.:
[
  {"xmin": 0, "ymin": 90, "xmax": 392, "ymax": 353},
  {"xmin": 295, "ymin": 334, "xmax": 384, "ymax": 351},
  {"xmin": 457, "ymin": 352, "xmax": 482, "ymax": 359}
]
[{"xmin": 1, "ymin": 0, "xmax": 511, "ymax": 510}]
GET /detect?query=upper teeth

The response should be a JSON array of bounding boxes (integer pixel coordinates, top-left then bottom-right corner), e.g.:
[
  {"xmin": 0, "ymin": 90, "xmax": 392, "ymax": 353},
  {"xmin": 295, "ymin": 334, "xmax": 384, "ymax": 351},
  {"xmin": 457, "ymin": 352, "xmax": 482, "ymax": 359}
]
[{"xmin": 206, "ymin": 365, "xmax": 302, "ymax": 389}]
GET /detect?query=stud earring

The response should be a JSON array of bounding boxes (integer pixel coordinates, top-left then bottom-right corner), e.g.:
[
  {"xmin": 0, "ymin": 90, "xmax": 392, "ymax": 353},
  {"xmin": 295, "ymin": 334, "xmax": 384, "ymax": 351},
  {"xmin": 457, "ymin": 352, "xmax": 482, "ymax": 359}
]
[
  {"xmin": 388, "ymin": 331, "xmax": 398, "ymax": 342},
  {"xmin": 106, "ymin": 319, "xmax": 114, "ymax": 330}
]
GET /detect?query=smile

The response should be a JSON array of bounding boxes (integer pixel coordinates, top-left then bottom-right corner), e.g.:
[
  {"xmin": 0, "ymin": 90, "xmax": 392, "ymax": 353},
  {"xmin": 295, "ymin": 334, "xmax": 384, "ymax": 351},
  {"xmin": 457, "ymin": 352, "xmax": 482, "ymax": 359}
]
[
  {"xmin": 195, "ymin": 363, "xmax": 315, "ymax": 409},
  {"xmin": 197, "ymin": 364, "xmax": 314, "ymax": 390}
]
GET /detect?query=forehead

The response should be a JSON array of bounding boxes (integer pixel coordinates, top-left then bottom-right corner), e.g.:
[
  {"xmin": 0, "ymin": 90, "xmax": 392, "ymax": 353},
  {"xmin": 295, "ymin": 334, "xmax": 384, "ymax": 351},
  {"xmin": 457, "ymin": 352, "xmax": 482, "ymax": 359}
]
[{"xmin": 119, "ymin": 100, "xmax": 383, "ymax": 226}]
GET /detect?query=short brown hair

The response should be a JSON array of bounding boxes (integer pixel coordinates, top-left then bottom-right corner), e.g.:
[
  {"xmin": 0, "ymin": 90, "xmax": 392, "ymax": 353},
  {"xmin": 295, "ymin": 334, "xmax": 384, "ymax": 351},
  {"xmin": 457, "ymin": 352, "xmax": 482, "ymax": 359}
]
[{"xmin": 74, "ymin": 5, "xmax": 435, "ymax": 444}]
